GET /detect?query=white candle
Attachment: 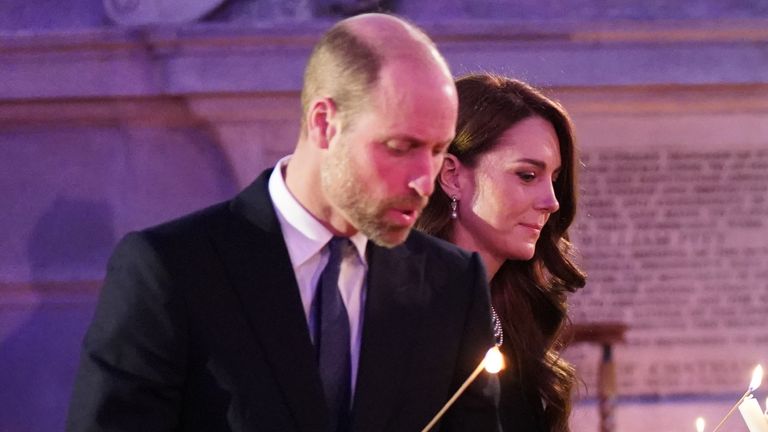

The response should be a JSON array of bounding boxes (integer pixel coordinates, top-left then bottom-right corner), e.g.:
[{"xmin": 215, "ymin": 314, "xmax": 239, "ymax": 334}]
[
  {"xmin": 739, "ymin": 395, "xmax": 768, "ymax": 432},
  {"xmin": 764, "ymin": 396, "xmax": 768, "ymax": 423}
]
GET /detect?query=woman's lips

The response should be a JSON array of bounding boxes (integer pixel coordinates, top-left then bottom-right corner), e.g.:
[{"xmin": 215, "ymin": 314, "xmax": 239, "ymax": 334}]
[{"xmin": 519, "ymin": 222, "xmax": 543, "ymax": 233}]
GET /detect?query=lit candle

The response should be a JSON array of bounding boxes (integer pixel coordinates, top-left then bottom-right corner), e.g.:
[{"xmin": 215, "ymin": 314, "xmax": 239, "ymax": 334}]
[
  {"xmin": 712, "ymin": 365, "xmax": 764, "ymax": 432},
  {"xmin": 420, "ymin": 346, "xmax": 505, "ymax": 432},
  {"xmin": 696, "ymin": 417, "xmax": 705, "ymax": 432},
  {"xmin": 739, "ymin": 395, "xmax": 768, "ymax": 432}
]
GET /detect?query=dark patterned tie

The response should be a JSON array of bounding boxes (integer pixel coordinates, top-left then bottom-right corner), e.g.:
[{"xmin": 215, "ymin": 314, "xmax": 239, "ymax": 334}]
[{"xmin": 313, "ymin": 236, "xmax": 351, "ymax": 432}]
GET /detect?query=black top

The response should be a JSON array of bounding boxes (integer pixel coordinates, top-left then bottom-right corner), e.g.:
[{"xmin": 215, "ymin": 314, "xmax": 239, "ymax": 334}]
[{"xmin": 498, "ymin": 342, "xmax": 547, "ymax": 432}]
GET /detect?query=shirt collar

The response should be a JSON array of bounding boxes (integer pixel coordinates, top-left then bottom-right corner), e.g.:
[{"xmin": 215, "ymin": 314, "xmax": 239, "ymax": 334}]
[{"xmin": 268, "ymin": 156, "xmax": 368, "ymax": 266}]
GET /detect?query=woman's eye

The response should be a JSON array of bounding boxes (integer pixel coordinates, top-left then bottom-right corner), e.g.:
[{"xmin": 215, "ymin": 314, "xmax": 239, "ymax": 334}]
[{"xmin": 517, "ymin": 171, "xmax": 536, "ymax": 182}]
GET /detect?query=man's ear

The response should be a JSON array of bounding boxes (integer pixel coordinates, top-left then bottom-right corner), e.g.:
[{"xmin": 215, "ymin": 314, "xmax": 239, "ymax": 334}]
[
  {"xmin": 438, "ymin": 154, "xmax": 463, "ymax": 197},
  {"xmin": 305, "ymin": 97, "xmax": 338, "ymax": 149}
]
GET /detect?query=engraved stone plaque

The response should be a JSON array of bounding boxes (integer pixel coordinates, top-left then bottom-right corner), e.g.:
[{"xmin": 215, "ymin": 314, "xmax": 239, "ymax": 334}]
[{"xmin": 568, "ymin": 146, "xmax": 768, "ymax": 396}]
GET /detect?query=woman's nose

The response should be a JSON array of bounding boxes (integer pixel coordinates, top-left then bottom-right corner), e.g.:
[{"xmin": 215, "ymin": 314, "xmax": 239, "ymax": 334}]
[{"xmin": 537, "ymin": 182, "xmax": 559, "ymax": 213}]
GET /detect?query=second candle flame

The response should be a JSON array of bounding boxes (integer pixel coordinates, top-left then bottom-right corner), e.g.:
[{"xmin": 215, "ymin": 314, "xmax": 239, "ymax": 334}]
[
  {"xmin": 750, "ymin": 365, "xmax": 764, "ymax": 392},
  {"xmin": 696, "ymin": 417, "xmax": 705, "ymax": 432}
]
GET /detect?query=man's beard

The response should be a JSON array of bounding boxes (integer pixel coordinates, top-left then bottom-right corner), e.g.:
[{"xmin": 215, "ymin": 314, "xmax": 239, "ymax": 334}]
[{"xmin": 321, "ymin": 145, "xmax": 426, "ymax": 248}]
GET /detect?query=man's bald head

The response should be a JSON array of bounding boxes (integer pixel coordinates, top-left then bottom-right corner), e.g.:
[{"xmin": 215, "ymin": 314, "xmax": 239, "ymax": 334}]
[{"xmin": 300, "ymin": 14, "xmax": 451, "ymax": 132}]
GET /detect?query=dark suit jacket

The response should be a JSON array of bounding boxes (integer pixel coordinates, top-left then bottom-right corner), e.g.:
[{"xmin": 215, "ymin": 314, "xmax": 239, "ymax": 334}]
[{"xmin": 67, "ymin": 170, "xmax": 500, "ymax": 432}]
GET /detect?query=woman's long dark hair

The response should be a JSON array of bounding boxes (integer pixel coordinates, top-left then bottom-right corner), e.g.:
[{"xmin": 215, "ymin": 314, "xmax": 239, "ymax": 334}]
[{"xmin": 416, "ymin": 73, "xmax": 586, "ymax": 431}]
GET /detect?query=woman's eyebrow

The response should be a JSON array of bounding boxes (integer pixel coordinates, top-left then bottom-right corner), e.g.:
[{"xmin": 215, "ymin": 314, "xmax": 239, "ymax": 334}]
[{"xmin": 515, "ymin": 158, "xmax": 546, "ymax": 168}]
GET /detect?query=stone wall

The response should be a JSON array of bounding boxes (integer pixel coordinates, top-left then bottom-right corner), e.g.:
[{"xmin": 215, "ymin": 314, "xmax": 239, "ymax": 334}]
[{"xmin": 558, "ymin": 84, "xmax": 768, "ymax": 432}]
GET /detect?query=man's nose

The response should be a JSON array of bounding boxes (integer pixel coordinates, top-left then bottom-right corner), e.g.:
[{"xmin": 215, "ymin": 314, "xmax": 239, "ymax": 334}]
[
  {"xmin": 408, "ymin": 173, "xmax": 435, "ymax": 198},
  {"xmin": 408, "ymin": 155, "xmax": 439, "ymax": 198}
]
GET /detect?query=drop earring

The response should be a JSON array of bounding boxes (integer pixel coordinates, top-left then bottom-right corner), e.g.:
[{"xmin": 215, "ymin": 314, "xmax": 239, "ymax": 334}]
[{"xmin": 450, "ymin": 195, "xmax": 458, "ymax": 219}]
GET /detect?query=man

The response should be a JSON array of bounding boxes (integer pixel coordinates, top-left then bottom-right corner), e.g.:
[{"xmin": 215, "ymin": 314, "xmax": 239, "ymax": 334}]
[{"xmin": 67, "ymin": 13, "xmax": 499, "ymax": 432}]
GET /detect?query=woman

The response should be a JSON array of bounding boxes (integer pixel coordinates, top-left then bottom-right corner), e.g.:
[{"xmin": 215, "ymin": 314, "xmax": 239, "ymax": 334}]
[{"xmin": 416, "ymin": 74, "xmax": 586, "ymax": 432}]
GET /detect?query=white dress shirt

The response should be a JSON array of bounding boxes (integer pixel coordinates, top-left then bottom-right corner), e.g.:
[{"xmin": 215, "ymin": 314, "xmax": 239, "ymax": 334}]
[{"xmin": 268, "ymin": 156, "xmax": 368, "ymax": 395}]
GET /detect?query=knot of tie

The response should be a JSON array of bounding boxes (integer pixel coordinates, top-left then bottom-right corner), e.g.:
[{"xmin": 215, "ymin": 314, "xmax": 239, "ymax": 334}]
[{"xmin": 327, "ymin": 236, "xmax": 348, "ymax": 262}]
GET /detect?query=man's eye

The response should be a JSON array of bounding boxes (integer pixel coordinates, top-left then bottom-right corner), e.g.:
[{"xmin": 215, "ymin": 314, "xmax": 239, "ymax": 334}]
[
  {"xmin": 432, "ymin": 145, "xmax": 448, "ymax": 156},
  {"xmin": 386, "ymin": 140, "xmax": 411, "ymax": 153}
]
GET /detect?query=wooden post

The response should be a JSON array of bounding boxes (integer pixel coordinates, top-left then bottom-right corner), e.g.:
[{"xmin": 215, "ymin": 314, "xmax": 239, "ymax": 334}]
[
  {"xmin": 566, "ymin": 322, "xmax": 627, "ymax": 432},
  {"xmin": 598, "ymin": 344, "xmax": 617, "ymax": 432}
]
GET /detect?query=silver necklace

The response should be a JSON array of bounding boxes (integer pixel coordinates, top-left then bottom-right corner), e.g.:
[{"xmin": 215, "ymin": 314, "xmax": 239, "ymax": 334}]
[{"xmin": 491, "ymin": 305, "xmax": 503, "ymax": 346}]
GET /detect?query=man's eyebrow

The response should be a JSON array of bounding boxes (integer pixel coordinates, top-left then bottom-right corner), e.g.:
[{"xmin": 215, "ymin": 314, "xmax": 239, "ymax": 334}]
[
  {"xmin": 388, "ymin": 135, "xmax": 451, "ymax": 148},
  {"xmin": 387, "ymin": 135, "xmax": 421, "ymax": 144}
]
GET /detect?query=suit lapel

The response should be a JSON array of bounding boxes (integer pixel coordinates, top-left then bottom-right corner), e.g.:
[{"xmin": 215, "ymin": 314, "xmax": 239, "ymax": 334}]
[
  {"xmin": 351, "ymin": 239, "xmax": 428, "ymax": 431},
  {"xmin": 214, "ymin": 171, "xmax": 328, "ymax": 432}
]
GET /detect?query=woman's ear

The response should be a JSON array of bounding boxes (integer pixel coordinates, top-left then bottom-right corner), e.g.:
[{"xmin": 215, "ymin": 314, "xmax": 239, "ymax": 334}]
[
  {"xmin": 305, "ymin": 97, "xmax": 338, "ymax": 149},
  {"xmin": 438, "ymin": 154, "xmax": 463, "ymax": 198}
]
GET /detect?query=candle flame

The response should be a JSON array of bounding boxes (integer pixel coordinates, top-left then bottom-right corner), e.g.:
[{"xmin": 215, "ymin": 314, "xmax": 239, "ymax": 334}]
[
  {"xmin": 749, "ymin": 365, "xmax": 763, "ymax": 392},
  {"xmin": 695, "ymin": 417, "xmax": 705, "ymax": 432},
  {"xmin": 483, "ymin": 346, "xmax": 505, "ymax": 374}
]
